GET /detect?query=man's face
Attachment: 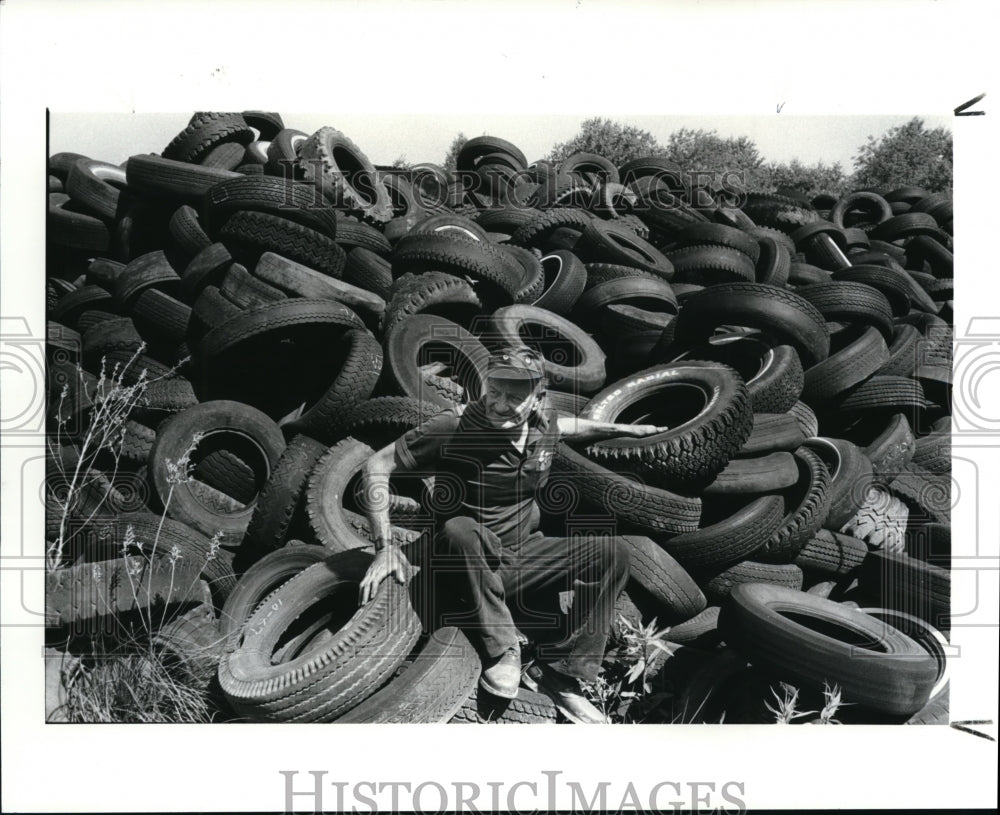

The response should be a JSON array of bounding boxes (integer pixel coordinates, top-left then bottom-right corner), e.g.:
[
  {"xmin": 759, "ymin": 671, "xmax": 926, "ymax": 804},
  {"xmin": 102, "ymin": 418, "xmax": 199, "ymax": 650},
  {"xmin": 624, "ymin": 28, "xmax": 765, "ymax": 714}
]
[{"xmin": 482, "ymin": 375, "xmax": 541, "ymax": 429}]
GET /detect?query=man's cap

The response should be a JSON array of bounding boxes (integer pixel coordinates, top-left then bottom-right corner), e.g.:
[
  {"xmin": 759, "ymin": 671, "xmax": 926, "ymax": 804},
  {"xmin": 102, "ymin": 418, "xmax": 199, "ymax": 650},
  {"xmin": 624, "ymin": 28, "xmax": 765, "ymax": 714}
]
[{"xmin": 485, "ymin": 346, "xmax": 545, "ymax": 382}]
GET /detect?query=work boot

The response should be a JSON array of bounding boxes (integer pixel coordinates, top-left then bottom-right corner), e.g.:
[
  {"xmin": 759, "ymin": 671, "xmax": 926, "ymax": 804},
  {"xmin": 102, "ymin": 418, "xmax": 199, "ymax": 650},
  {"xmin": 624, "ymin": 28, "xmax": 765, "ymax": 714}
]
[
  {"xmin": 479, "ymin": 646, "xmax": 521, "ymax": 699},
  {"xmin": 523, "ymin": 662, "xmax": 609, "ymax": 724}
]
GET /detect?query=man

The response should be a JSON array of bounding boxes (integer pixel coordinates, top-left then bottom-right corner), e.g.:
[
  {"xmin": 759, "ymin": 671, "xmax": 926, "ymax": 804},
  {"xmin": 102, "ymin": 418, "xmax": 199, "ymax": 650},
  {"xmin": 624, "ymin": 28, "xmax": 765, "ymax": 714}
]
[{"xmin": 357, "ymin": 345, "xmax": 666, "ymax": 723}]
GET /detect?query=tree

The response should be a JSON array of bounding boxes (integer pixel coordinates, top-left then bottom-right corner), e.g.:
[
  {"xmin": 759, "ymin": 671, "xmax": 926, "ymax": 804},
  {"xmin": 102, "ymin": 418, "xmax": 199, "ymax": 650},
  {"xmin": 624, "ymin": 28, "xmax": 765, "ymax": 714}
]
[
  {"xmin": 663, "ymin": 128, "xmax": 768, "ymax": 189},
  {"xmin": 763, "ymin": 159, "xmax": 850, "ymax": 198},
  {"xmin": 852, "ymin": 117, "xmax": 952, "ymax": 192},
  {"xmin": 391, "ymin": 154, "xmax": 411, "ymax": 170},
  {"xmin": 547, "ymin": 117, "xmax": 666, "ymax": 166},
  {"xmin": 443, "ymin": 131, "xmax": 468, "ymax": 171}
]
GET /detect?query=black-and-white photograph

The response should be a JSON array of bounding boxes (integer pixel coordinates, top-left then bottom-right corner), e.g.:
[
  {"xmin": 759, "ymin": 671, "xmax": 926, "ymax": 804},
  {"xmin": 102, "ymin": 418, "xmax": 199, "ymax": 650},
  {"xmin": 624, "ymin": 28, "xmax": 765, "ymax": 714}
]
[
  {"xmin": 41, "ymin": 109, "xmax": 957, "ymax": 729},
  {"xmin": 3, "ymin": 2, "xmax": 998, "ymax": 813}
]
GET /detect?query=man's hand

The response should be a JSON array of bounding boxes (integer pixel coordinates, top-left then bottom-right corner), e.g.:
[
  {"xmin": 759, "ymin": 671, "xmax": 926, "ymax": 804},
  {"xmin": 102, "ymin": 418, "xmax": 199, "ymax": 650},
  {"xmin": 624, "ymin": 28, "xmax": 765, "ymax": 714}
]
[
  {"xmin": 359, "ymin": 545, "xmax": 412, "ymax": 605},
  {"xmin": 621, "ymin": 423, "xmax": 669, "ymax": 437}
]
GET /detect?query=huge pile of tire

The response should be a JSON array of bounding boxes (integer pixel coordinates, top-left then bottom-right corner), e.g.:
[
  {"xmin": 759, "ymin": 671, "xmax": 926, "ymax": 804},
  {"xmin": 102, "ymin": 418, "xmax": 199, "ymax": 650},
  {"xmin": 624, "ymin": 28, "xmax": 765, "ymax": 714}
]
[{"xmin": 45, "ymin": 112, "xmax": 953, "ymax": 724}]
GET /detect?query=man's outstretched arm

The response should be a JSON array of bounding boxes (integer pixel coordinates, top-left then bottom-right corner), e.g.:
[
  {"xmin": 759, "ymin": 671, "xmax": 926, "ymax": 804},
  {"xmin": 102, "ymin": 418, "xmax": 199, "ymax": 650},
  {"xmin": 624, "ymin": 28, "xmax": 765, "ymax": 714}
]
[
  {"xmin": 556, "ymin": 415, "xmax": 668, "ymax": 444},
  {"xmin": 357, "ymin": 442, "xmax": 413, "ymax": 605}
]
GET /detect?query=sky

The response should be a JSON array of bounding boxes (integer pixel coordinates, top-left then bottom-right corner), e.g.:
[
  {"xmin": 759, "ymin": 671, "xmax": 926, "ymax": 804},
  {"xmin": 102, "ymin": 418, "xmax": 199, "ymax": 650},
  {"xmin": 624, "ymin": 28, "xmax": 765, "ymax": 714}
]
[{"xmin": 50, "ymin": 112, "xmax": 952, "ymax": 171}]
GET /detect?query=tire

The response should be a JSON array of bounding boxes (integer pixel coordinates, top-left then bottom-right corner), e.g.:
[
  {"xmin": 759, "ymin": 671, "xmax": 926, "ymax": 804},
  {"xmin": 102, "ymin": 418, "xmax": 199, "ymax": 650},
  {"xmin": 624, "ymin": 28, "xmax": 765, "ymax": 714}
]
[
  {"xmin": 833, "ymin": 265, "xmax": 912, "ymax": 317},
  {"xmin": 788, "ymin": 400, "xmax": 819, "ymax": 439},
  {"xmin": 162, "ymin": 112, "xmax": 255, "ymax": 164},
  {"xmin": 339, "ymin": 396, "xmax": 443, "ymax": 446},
  {"xmin": 877, "ymin": 324, "xmax": 921, "ymax": 377},
  {"xmin": 668, "ymin": 334, "xmax": 803, "ymax": 414},
  {"xmin": 125, "ymin": 154, "xmax": 240, "ymax": 202},
  {"xmin": 531, "ymin": 250, "xmax": 587, "ymax": 315},
  {"xmin": 912, "ymin": 430, "xmax": 950, "ymax": 476},
  {"xmin": 887, "ymin": 463, "xmax": 951, "ymax": 525},
  {"xmin": 189, "ymin": 285, "xmax": 241, "ymax": 342},
  {"xmin": 280, "ymin": 328, "xmax": 383, "ymax": 444},
  {"xmin": 344, "ymin": 247, "xmax": 394, "ymax": 300},
  {"xmin": 193, "ymin": 448, "xmax": 258, "ymax": 505},
  {"xmin": 830, "ymin": 192, "xmax": 893, "ymax": 231},
  {"xmin": 622, "ymin": 535, "xmax": 706, "ymax": 623},
  {"xmin": 48, "ymin": 193, "xmax": 111, "ymax": 252},
  {"xmin": 147, "ymin": 400, "xmax": 286, "ymax": 544},
  {"xmin": 65, "ymin": 159, "xmax": 127, "ymax": 221},
  {"xmin": 870, "ymin": 212, "xmax": 943, "ymax": 242},
  {"xmin": 701, "ymin": 451, "xmax": 799, "ymax": 496},
  {"xmin": 114, "ymin": 250, "xmax": 182, "ymax": 307},
  {"xmin": 51, "ymin": 285, "xmax": 116, "ymax": 328},
  {"xmin": 664, "ymin": 605, "xmax": 721, "ymax": 646},
  {"xmin": 239, "ymin": 436, "xmax": 331, "ymax": 569},
  {"xmin": 180, "ymin": 243, "xmax": 234, "ymax": 302},
  {"xmin": 796, "ymin": 281, "xmax": 894, "ymax": 341},
  {"xmin": 45, "ymin": 555, "xmax": 210, "ymax": 631},
  {"xmin": 201, "ymin": 174, "xmax": 339, "ymax": 239},
  {"xmin": 660, "ymin": 494, "xmax": 786, "ymax": 571},
  {"xmin": 305, "ymin": 439, "xmax": 424, "ymax": 551},
  {"xmin": 297, "ymin": 126, "xmax": 393, "ymax": 224},
  {"xmin": 219, "ymin": 210, "xmax": 346, "ymax": 279},
  {"xmin": 450, "ymin": 686, "xmax": 558, "ymax": 723},
  {"xmin": 199, "ymin": 297, "xmax": 363, "ymax": 372},
  {"xmin": 84, "ymin": 259, "xmax": 126, "ymax": 291},
  {"xmin": 218, "ymin": 551, "xmax": 422, "ymax": 722},
  {"xmin": 788, "ymin": 262, "xmax": 832, "ymax": 287},
  {"xmin": 754, "ymin": 236, "xmax": 791, "ymax": 287},
  {"xmin": 580, "ymin": 361, "xmax": 753, "ymax": 487},
  {"xmin": 740, "ymin": 193, "xmax": 819, "ymax": 234},
  {"xmin": 82, "ymin": 512, "xmax": 238, "ymax": 606},
  {"xmin": 264, "ymin": 128, "xmax": 309, "ymax": 177},
  {"xmin": 801, "ymin": 324, "xmax": 890, "ymax": 404},
  {"xmin": 337, "ymin": 627, "xmax": 481, "ymax": 723},
  {"xmin": 858, "ymin": 413, "xmax": 917, "ymax": 483},
  {"xmin": 666, "ymin": 244, "xmax": 756, "ymax": 285},
  {"xmin": 219, "ymin": 262, "xmax": 287, "ymax": 309},
  {"xmin": 801, "ymin": 437, "xmax": 874, "ymax": 530},
  {"xmin": 169, "ymin": 204, "xmax": 213, "ymax": 265},
  {"xmin": 485, "ymin": 305, "xmax": 607, "ymax": 394},
  {"xmin": 220, "ymin": 544, "xmax": 329, "ymax": 639},
  {"xmin": 131, "ymin": 288, "xmax": 192, "ymax": 345},
  {"xmin": 153, "ymin": 604, "xmax": 226, "ymax": 687},
  {"xmin": 833, "ymin": 375, "xmax": 929, "ymax": 417},
  {"xmin": 860, "ymin": 548, "xmax": 950, "ymax": 632},
  {"xmin": 793, "ymin": 529, "xmax": 868, "ymax": 576},
  {"xmin": 382, "ymin": 313, "xmax": 490, "ymax": 408},
  {"xmin": 510, "ymin": 208, "xmax": 593, "ymax": 249},
  {"xmin": 81, "ymin": 318, "xmax": 143, "ymax": 369},
  {"xmin": 572, "ymin": 276, "xmax": 678, "ymax": 331},
  {"xmin": 718, "ymin": 583, "xmax": 938, "ymax": 716},
  {"xmin": 242, "ymin": 111, "xmax": 285, "ymax": 140},
  {"xmin": 738, "ymin": 412, "xmax": 807, "ymax": 456},
  {"xmin": 392, "ymin": 233, "xmax": 522, "ymax": 303},
  {"xmin": 577, "ymin": 219, "xmax": 674, "ymax": 279},
  {"xmin": 673, "ymin": 282, "xmax": 830, "ymax": 367},
  {"xmin": 753, "ymin": 446, "xmax": 832, "ymax": 563},
  {"xmin": 199, "ymin": 141, "xmax": 247, "ymax": 171},
  {"xmin": 699, "ymin": 560, "xmax": 804, "ymax": 603},
  {"xmin": 548, "ymin": 444, "xmax": 702, "ymax": 535},
  {"xmin": 671, "ymin": 222, "xmax": 760, "ymax": 261},
  {"xmin": 382, "ymin": 271, "xmax": 482, "ymax": 336},
  {"xmin": 334, "ymin": 215, "xmax": 393, "ymax": 256}
]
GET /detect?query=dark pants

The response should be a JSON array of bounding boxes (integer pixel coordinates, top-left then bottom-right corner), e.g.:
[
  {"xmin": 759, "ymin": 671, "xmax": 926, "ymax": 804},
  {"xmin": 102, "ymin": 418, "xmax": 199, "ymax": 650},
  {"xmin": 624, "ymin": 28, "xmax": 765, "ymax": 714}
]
[{"xmin": 427, "ymin": 515, "xmax": 630, "ymax": 683}]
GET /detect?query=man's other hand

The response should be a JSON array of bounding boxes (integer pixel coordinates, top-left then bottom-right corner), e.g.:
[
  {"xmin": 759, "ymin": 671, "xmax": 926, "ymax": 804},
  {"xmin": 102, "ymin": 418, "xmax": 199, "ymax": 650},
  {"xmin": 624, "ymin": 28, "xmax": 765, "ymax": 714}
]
[{"xmin": 359, "ymin": 546, "xmax": 412, "ymax": 605}]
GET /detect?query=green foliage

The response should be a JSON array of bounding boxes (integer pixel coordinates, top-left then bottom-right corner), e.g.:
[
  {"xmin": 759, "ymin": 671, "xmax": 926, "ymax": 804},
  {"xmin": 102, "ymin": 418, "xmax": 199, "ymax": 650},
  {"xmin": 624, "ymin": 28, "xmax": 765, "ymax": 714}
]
[
  {"xmin": 853, "ymin": 117, "xmax": 952, "ymax": 192},
  {"xmin": 582, "ymin": 613, "xmax": 676, "ymax": 723},
  {"xmin": 664, "ymin": 128, "xmax": 766, "ymax": 181},
  {"xmin": 547, "ymin": 117, "xmax": 666, "ymax": 166},
  {"xmin": 763, "ymin": 158, "xmax": 850, "ymax": 198},
  {"xmin": 443, "ymin": 131, "xmax": 468, "ymax": 172}
]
